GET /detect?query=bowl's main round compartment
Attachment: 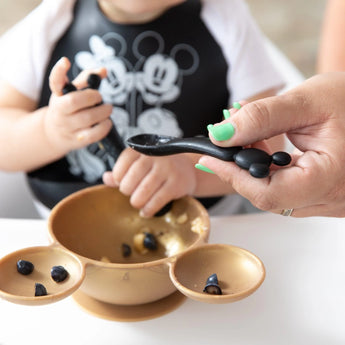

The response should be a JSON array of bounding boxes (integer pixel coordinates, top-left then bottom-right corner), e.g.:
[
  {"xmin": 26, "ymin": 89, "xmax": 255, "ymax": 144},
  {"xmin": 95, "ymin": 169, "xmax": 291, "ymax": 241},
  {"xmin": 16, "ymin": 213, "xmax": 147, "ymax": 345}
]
[{"xmin": 48, "ymin": 186, "xmax": 210, "ymax": 305}]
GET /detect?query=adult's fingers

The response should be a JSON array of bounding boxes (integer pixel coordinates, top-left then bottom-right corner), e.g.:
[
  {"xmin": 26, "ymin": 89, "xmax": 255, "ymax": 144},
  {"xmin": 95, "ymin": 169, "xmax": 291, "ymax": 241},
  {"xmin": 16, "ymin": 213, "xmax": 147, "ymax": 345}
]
[
  {"xmin": 208, "ymin": 74, "xmax": 335, "ymax": 148},
  {"xmin": 272, "ymin": 201, "xmax": 345, "ymax": 218},
  {"xmin": 198, "ymin": 150, "xmax": 332, "ymax": 213}
]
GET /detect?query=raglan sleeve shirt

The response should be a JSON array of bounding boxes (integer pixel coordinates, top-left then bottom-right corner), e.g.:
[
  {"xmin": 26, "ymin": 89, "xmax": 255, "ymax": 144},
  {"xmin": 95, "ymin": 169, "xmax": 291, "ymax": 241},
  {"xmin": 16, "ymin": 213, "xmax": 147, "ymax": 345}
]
[
  {"xmin": 0, "ymin": 0, "xmax": 75, "ymax": 102},
  {"xmin": 0, "ymin": 0, "xmax": 285, "ymax": 104},
  {"xmin": 201, "ymin": 0, "xmax": 285, "ymax": 103}
]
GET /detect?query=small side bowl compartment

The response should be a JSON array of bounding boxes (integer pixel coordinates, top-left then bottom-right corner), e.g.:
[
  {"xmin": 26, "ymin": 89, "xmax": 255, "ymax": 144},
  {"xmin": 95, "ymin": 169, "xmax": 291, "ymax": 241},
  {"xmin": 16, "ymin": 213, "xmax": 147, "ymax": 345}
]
[
  {"xmin": 169, "ymin": 244, "xmax": 265, "ymax": 304},
  {"xmin": 0, "ymin": 246, "xmax": 85, "ymax": 305}
]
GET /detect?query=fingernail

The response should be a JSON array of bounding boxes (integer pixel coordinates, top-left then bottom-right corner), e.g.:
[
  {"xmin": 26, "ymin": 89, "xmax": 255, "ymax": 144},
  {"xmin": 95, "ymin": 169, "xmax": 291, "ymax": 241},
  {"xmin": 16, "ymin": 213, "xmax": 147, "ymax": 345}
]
[
  {"xmin": 223, "ymin": 109, "xmax": 230, "ymax": 119},
  {"xmin": 207, "ymin": 124, "xmax": 214, "ymax": 131},
  {"xmin": 77, "ymin": 133, "xmax": 85, "ymax": 141},
  {"xmin": 208, "ymin": 123, "xmax": 235, "ymax": 141},
  {"xmin": 232, "ymin": 102, "xmax": 241, "ymax": 109},
  {"xmin": 139, "ymin": 209, "xmax": 148, "ymax": 218},
  {"xmin": 195, "ymin": 163, "xmax": 215, "ymax": 174},
  {"xmin": 57, "ymin": 57, "xmax": 65, "ymax": 64}
]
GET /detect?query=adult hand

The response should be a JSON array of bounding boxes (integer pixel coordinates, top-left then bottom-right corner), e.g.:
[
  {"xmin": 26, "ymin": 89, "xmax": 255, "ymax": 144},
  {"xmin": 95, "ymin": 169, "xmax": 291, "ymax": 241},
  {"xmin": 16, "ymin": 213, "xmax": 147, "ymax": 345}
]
[
  {"xmin": 198, "ymin": 72, "xmax": 345, "ymax": 217},
  {"xmin": 45, "ymin": 57, "xmax": 113, "ymax": 154},
  {"xmin": 103, "ymin": 148, "xmax": 198, "ymax": 217}
]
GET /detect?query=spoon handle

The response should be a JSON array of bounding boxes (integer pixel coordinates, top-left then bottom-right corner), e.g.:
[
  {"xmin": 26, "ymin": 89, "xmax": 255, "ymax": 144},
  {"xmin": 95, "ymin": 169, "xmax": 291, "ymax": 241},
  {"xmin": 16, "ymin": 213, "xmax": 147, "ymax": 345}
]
[
  {"xmin": 63, "ymin": 77, "xmax": 125, "ymax": 161},
  {"xmin": 98, "ymin": 126, "xmax": 125, "ymax": 161},
  {"xmin": 86, "ymin": 75, "xmax": 125, "ymax": 160},
  {"xmin": 127, "ymin": 136, "xmax": 243, "ymax": 162}
]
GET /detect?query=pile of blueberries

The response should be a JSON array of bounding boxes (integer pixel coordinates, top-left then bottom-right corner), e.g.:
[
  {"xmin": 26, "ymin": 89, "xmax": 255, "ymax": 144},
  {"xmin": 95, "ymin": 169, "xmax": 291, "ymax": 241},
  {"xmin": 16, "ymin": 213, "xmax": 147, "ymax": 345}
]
[{"xmin": 16, "ymin": 259, "xmax": 69, "ymax": 296}]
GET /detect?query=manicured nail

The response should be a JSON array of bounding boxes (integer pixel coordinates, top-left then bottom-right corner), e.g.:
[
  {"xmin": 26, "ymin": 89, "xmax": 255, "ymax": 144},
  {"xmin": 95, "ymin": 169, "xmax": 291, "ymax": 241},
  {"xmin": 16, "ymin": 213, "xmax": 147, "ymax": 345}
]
[
  {"xmin": 207, "ymin": 124, "xmax": 214, "ymax": 131},
  {"xmin": 232, "ymin": 102, "xmax": 241, "ymax": 109},
  {"xmin": 195, "ymin": 163, "xmax": 215, "ymax": 174},
  {"xmin": 208, "ymin": 123, "xmax": 235, "ymax": 141},
  {"xmin": 223, "ymin": 109, "xmax": 230, "ymax": 119}
]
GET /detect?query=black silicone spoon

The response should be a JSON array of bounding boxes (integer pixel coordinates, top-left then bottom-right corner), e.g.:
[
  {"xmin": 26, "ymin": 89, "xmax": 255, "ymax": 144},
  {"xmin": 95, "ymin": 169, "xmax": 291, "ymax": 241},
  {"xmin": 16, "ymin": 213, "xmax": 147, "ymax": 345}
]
[
  {"xmin": 126, "ymin": 134, "xmax": 243, "ymax": 161},
  {"xmin": 126, "ymin": 134, "xmax": 292, "ymax": 178}
]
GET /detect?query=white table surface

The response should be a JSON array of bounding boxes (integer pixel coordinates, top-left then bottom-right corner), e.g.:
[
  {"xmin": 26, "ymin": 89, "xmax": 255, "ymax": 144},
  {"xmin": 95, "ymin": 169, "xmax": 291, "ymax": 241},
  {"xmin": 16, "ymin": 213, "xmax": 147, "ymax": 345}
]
[{"xmin": 0, "ymin": 213, "xmax": 345, "ymax": 345}]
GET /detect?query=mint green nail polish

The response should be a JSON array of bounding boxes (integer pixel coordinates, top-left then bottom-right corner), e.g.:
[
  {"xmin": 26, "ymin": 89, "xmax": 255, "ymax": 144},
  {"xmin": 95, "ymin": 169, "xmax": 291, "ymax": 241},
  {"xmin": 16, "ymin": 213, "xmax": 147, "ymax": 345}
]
[
  {"xmin": 195, "ymin": 163, "xmax": 215, "ymax": 174},
  {"xmin": 233, "ymin": 102, "xmax": 241, "ymax": 109},
  {"xmin": 208, "ymin": 123, "xmax": 235, "ymax": 141},
  {"xmin": 207, "ymin": 124, "xmax": 214, "ymax": 131},
  {"xmin": 223, "ymin": 109, "xmax": 230, "ymax": 119}
]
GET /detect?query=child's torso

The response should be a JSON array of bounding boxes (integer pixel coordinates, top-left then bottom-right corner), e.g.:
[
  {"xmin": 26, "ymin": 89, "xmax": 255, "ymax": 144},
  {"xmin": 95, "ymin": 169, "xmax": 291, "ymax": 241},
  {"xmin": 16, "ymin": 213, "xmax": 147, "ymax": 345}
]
[{"xmin": 30, "ymin": 0, "xmax": 229, "ymax": 207}]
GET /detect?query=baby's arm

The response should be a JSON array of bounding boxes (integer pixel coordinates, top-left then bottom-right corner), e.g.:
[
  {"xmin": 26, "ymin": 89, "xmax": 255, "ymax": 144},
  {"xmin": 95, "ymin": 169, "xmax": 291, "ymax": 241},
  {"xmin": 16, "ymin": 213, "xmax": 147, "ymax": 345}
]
[
  {"xmin": 318, "ymin": 0, "xmax": 345, "ymax": 72},
  {"xmin": 0, "ymin": 58, "xmax": 112, "ymax": 172}
]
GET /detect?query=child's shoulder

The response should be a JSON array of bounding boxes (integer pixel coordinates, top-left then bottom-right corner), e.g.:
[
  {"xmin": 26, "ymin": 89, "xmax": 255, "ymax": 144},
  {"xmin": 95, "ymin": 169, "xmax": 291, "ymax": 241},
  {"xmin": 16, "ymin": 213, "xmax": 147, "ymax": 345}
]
[
  {"xmin": 201, "ymin": 0, "xmax": 252, "ymax": 24},
  {"xmin": 201, "ymin": 0, "xmax": 251, "ymax": 18},
  {"xmin": 202, "ymin": 0, "xmax": 245, "ymax": 8},
  {"xmin": 33, "ymin": 0, "xmax": 77, "ymax": 20},
  {"xmin": 0, "ymin": 0, "xmax": 76, "ymax": 37}
]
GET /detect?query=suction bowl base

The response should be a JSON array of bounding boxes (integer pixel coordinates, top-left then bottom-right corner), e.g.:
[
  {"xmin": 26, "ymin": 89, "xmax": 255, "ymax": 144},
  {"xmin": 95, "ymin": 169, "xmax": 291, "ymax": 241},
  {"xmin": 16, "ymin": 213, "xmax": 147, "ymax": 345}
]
[{"xmin": 72, "ymin": 290, "xmax": 186, "ymax": 322}]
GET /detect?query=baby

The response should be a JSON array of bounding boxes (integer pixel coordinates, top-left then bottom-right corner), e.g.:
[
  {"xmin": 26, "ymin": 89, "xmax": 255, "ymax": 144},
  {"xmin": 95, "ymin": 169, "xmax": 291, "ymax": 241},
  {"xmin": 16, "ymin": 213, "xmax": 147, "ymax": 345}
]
[{"xmin": 0, "ymin": 0, "xmax": 285, "ymax": 217}]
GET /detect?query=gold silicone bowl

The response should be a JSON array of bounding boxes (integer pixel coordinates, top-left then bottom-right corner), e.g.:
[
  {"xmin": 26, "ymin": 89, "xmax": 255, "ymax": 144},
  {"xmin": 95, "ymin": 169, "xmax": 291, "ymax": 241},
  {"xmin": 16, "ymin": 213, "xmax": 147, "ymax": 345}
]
[
  {"xmin": 48, "ymin": 185, "xmax": 210, "ymax": 306},
  {"xmin": 0, "ymin": 185, "xmax": 265, "ymax": 320},
  {"xmin": 0, "ymin": 186, "xmax": 210, "ymax": 306}
]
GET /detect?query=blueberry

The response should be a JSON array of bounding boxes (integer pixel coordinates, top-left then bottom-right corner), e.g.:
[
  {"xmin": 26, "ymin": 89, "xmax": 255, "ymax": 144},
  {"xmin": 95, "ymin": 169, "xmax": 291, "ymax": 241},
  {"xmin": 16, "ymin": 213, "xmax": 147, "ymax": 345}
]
[
  {"xmin": 51, "ymin": 265, "xmax": 68, "ymax": 283},
  {"xmin": 143, "ymin": 233, "xmax": 158, "ymax": 250},
  {"xmin": 154, "ymin": 201, "xmax": 173, "ymax": 217},
  {"xmin": 16, "ymin": 260, "xmax": 34, "ymax": 275},
  {"xmin": 205, "ymin": 273, "xmax": 219, "ymax": 285},
  {"xmin": 122, "ymin": 243, "xmax": 132, "ymax": 258},
  {"xmin": 203, "ymin": 273, "xmax": 222, "ymax": 295},
  {"xmin": 35, "ymin": 283, "xmax": 48, "ymax": 296}
]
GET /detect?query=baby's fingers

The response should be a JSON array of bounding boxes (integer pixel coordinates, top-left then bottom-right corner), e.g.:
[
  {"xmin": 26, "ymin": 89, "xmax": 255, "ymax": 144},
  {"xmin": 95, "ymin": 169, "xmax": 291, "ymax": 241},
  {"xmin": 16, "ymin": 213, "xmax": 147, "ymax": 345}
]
[
  {"xmin": 49, "ymin": 57, "xmax": 71, "ymax": 96},
  {"xmin": 71, "ymin": 67, "xmax": 107, "ymax": 90},
  {"xmin": 111, "ymin": 148, "xmax": 141, "ymax": 186},
  {"xmin": 103, "ymin": 171, "xmax": 116, "ymax": 186},
  {"xmin": 74, "ymin": 118, "xmax": 112, "ymax": 147}
]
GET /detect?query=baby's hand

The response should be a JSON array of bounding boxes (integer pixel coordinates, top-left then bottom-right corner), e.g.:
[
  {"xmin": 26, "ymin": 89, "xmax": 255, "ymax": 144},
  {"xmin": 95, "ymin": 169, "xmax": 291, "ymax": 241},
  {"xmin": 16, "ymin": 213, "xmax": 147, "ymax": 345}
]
[
  {"xmin": 44, "ymin": 57, "xmax": 113, "ymax": 154},
  {"xmin": 103, "ymin": 148, "xmax": 198, "ymax": 217}
]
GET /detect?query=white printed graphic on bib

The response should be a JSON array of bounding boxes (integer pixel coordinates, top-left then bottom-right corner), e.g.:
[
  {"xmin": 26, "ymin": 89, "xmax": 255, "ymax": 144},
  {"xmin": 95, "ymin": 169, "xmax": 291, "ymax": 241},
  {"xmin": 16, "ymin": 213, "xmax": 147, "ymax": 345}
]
[{"xmin": 67, "ymin": 31, "xmax": 199, "ymax": 182}]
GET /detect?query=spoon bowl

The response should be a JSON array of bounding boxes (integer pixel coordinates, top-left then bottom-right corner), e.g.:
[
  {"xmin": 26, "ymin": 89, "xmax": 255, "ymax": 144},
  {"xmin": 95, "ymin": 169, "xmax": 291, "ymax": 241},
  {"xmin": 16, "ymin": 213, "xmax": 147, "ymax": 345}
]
[{"xmin": 126, "ymin": 134, "xmax": 242, "ymax": 161}]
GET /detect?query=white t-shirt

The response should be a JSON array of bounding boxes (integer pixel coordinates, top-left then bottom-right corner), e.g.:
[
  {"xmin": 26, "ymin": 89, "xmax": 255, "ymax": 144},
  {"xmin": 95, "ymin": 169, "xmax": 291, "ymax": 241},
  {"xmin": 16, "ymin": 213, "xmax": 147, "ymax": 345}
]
[{"xmin": 0, "ymin": 0, "xmax": 284, "ymax": 103}]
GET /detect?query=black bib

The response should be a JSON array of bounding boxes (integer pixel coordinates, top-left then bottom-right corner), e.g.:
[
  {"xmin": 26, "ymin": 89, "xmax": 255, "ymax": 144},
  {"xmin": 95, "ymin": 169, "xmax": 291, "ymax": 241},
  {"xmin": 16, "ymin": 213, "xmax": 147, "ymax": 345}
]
[{"xmin": 29, "ymin": 0, "xmax": 230, "ymax": 209}]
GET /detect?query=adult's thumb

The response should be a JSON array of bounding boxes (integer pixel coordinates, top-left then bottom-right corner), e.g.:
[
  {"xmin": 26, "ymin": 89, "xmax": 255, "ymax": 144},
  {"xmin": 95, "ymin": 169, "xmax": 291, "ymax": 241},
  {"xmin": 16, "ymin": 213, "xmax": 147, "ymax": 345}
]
[{"xmin": 209, "ymin": 75, "xmax": 332, "ymax": 147}]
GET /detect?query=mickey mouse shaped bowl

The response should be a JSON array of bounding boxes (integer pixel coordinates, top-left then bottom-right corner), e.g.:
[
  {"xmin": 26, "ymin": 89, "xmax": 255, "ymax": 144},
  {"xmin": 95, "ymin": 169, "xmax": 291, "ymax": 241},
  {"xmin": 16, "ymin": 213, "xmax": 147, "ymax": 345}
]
[{"xmin": 0, "ymin": 185, "xmax": 265, "ymax": 321}]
